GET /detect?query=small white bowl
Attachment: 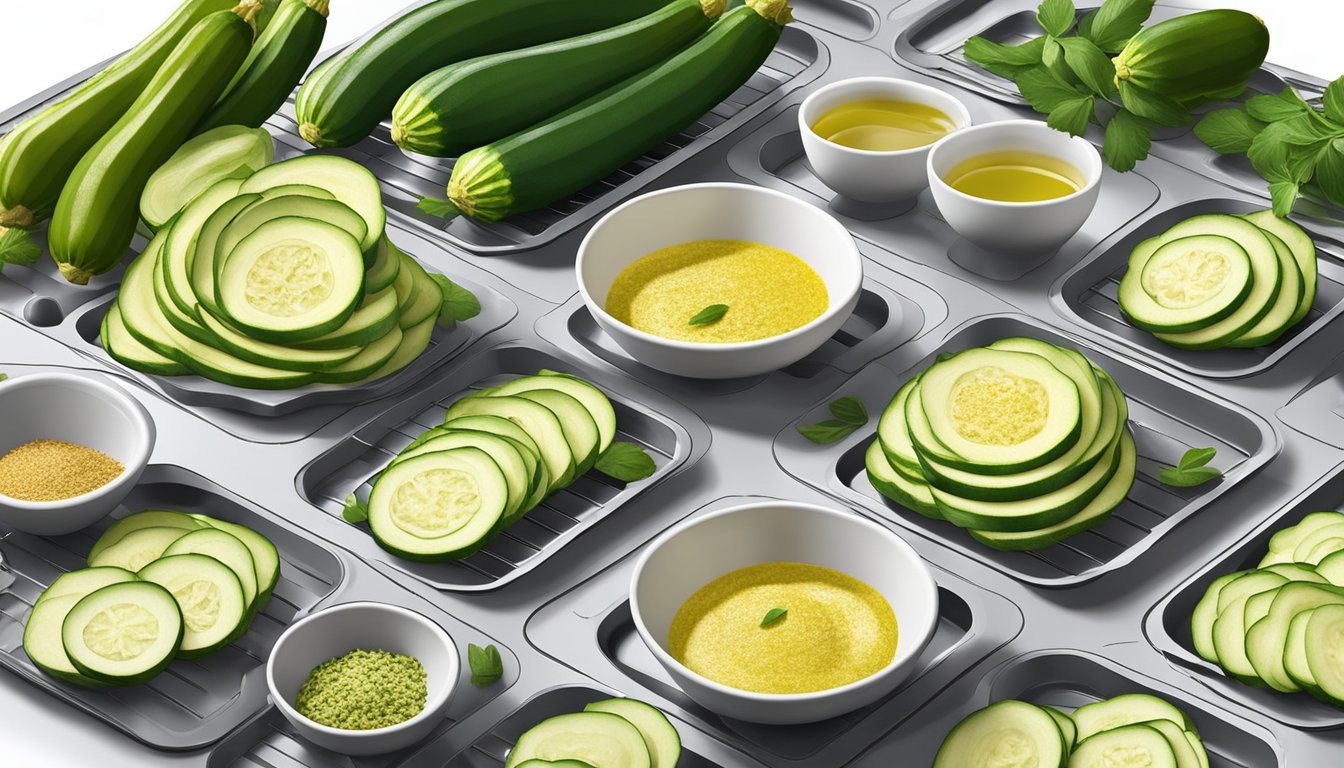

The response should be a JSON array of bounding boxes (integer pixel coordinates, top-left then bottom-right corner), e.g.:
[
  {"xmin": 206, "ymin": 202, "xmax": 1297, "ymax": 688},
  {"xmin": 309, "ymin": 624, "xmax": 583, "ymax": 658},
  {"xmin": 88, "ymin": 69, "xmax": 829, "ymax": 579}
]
[
  {"xmin": 576, "ymin": 183, "xmax": 863, "ymax": 379},
  {"xmin": 927, "ymin": 118, "xmax": 1103, "ymax": 255},
  {"xmin": 630, "ymin": 501, "xmax": 939, "ymax": 724},
  {"xmin": 0, "ymin": 372, "xmax": 154, "ymax": 536},
  {"xmin": 800, "ymin": 76, "xmax": 971, "ymax": 203},
  {"xmin": 267, "ymin": 602, "xmax": 459, "ymax": 756}
]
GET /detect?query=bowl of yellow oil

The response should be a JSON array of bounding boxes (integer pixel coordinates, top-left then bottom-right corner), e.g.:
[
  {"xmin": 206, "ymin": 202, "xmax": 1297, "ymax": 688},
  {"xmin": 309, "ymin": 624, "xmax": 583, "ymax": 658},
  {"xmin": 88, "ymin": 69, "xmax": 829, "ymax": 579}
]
[
  {"xmin": 927, "ymin": 119, "xmax": 1103, "ymax": 254},
  {"xmin": 576, "ymin": 183, "xmax": 863, "ymax": 379},
  {"xmin": 629, "ymin": 501, "xmax": 939, "ymax": 724},
  {"xmin": 799, "ymin": 77, "xmax": 970, "ymax": 203}
]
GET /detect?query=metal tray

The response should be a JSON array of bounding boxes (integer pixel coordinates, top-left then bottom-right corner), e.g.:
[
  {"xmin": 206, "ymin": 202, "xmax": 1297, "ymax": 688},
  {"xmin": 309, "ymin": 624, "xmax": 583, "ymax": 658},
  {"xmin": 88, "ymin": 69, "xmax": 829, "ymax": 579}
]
[
  {"xmin": 296, "ymin": 341, "xmax": 708, "ymax": 591},
  {"xmin": 1146, "ymin": 459, "xmax": 1344, "ymax": 729},
  {"xmin": 526, "ymin": 495, "xmax": 1024, "ymax": 767},
  {"xmin": 775, "ymin": 313, "xmax": 1280, "ymax": 586}
]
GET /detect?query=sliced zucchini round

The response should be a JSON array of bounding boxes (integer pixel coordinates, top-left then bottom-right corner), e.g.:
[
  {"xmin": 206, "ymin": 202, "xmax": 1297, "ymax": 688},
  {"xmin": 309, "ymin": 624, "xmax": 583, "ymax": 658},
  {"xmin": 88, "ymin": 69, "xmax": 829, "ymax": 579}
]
[
  {"xmin": 89, "ymin": 526, "xmax": 192, "ymax": 572},
  {"xmin": 238, "ymin": 154, "xmax": 385, "ymax": 255},
  {"xmin": 443, "ymin": 415, "xmax": 552, "ymax": 513},
  {"xmin": 1119, "ymin": 234, "xmax": 1252, "ymax": 333},
  {"xmin": 865, "ymin": 439, "xmax": 941, "ymax": 520},
  {"xmin": 1069, "ymin": 724, "xmax": 1177, "ymax": 768},
  {"xmin": 582, "ymin": 698, "xmax": 680, "ymax": 768},
  {"xmin": 139, "ymin": 125, "xmax": 273, "ymax": 230},
  {"xmin": 37, "ymin": 567, "xmax": 139, "ymax": 607},
  {"xmin": 1070, "ymin": 693, "xmax": 1198, "ymax": 739},
  {"xmin": 1042, "ymin": 706, "xmax": 1078, "ymax": 752},
  {"xmin": 316, "ymin": 323, "xmax": 404, "ymax": 384},
  {"xmin": 160, "ymin": 177, "xmax": 246, "ymax": 318},
  {"xmin": 88, "ymin": 510, "xmax": 205, "ymax": 564},
  {"xmin": 360, "ymin": 313, "xmax": 435, "ymax": 382},
  {"xmin": 393, "ymin": 430, "xmax": 533, "ymax": 523},
  {"xmin": 933, "ymin": 699, "xmax": 1066, "ymax": 768},
  {"xmin": 196, "ymin": 309, "xmax": 362, "ymax": 372},
  {"xmin": 511, "ymin": 389, "xmax": 601, "ymax": 475},
  {"xmin": 137, "ymin": 553, "xmax": 247, "ymax": 658},
  {"xmin": 294, "ymin": 286, "xmax": 401, "ymax": 351},
  {"xmin": 505, "ymin": 711, "xmax": 652, "ymax": 768},
  {"xmin": 1226, "ymin": 228, "xmax": 1302, "ymax": 348},
  {"xmin": 217, "ymin": 193, "xmax": 369, "ymax": 278},
  {"xmin": 102, "ymin": 302, "xmax": 190, "ymax": 376},
  {"xmin": 25, "ymin": 594, "xmax": 109, "ymax": 687},
  {"xmin": 369, "ymin": 447, "xmax": 510, "ymax": 561},
  {"xmin": 1304, "ymin": 604, "xmax": 1344, "ymax": 707},
  {"xmin": 444, "ymin": 395, "xmax": 576, "ymax": 492},
  {"xmin": 193, "ymin": 516, "xmax": 281, "ymax": 609},
  {"xmin": 1242, "ymin": 210, "xmax": 1316, "ymax": 325},
  {"xmin": 364, "ymin": 236, "xmax": 403, "ymax": 294},
  {"xmin": 62, "ymin": 581, "xmax": 183, "ymax": 686},
  {"xmin": 162, "ymin": 528, "xmax": 259, "ymax": 612},
  {"xmin": 498, "ymin": 372, "xmax": 619, "ymax": 455},
  {"xmin": 877, "ymin": 377, "xmax": 924, "ymax": 474},
  {"xmin": 190, "ymin": 192, "xmax": 262, "ymax": 318}
]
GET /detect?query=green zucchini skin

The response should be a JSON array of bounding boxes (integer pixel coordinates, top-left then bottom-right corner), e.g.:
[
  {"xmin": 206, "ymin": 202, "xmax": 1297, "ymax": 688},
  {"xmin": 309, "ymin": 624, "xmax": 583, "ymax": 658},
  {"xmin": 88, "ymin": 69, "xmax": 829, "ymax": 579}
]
[
  {"xmin": 294, "ymin": 0, "xmax": 672, "ymax": 148},
  {"xmin": 391, "ymin": 0, "xmax": 725, "ymax": 158},
  {"xmin": 1114, "ymin": 10, "xmax": 1268, "ymax": 106},
  {"xmin": 196, "ymin": 0, "xmax": 329, "ymax": 133},
  {"xmin": 49, "ymin": 8, "xmax": 256, "ymax": 285},
  {"xmin": 0, "ymin": 0, "xmax": 238, "ymax": 228},
  {"xmin": 442, "ymin": 0, "xmax": 790, "ymax": 221}
]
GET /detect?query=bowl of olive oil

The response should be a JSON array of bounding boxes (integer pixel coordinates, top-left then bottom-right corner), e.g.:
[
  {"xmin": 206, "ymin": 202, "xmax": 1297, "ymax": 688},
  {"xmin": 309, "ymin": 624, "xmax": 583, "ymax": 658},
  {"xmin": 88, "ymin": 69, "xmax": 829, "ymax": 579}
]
[
  {"xmin": 799, "ymin": 77, "xmax": 970, "ymax": 204},
  {"xmin": 927, "ymin": 119, "xmax": 1102, "ymax": 255}
]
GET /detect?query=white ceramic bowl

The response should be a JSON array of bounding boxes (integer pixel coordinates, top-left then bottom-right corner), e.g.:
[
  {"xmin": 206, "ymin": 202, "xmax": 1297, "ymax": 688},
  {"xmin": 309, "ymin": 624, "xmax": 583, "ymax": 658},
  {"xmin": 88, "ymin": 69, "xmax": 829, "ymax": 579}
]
[
  {"xmin": 629, "ymin": 501, "xmax": 940, "ymax": 724},
  {"xmin": 267, "ymin": 602, "xmax": 459, "ymax": 756},
  {"xmin": 927, "ymin": 118, "xmax": 1103, "ymax": 255},
  {"xmin": 0, "ymin": 372, "xmax": 154, "ymax": 536},
  {"xmin": 800, "ymin": 76, "xmax": 972, "ymax": 203},
  {"xmin": 576, "ymin": 183, "xmax": 863, "ymax": 379}
]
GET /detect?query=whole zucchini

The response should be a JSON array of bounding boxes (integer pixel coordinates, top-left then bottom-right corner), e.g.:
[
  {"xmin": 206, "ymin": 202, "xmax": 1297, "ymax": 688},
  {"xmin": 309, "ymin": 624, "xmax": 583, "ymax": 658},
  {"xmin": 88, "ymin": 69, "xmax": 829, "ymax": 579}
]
[
  {"xmin": 426, "ymin": 0, "xmax": 790, "ymax": 222},
  {"xmin": 0, "ymin": 0, "xmax": 237, "ymax": 229},
  {"xmin": 391, "ymin": 0, "xmax": 726, "ymax": 157},
  {"xmin": 49, "ymin": 4, "xmax": 257, "ymax": 285},
  {"xmin": 294, "ymin": 0, "xmax": 672, "ymax": 148},
  {"xmin": 1113, "ymin": 10, "xmax": 1268, "ymax": 106},
  {"xmin": 196, "ymin": 0, "xmax": 329, "ymax": 133}
]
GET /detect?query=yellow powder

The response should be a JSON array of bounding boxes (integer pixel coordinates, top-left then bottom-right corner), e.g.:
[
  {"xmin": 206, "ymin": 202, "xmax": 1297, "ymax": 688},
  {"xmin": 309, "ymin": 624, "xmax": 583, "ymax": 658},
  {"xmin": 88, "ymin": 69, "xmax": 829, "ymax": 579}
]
[
  {"xmin": 0, "ymin": 439, "xmax": 124, "ymax": 502},
  {"xmin": 604, "ymin": 240, "xmax": 828, "ymax": 343},
  {"xmin": 949, "ymin": 366, "xmax": 1050, "ymax": 446},
  {"xmin": 668, "ymin": 562, "xmax": 898, "ymax": 694}
]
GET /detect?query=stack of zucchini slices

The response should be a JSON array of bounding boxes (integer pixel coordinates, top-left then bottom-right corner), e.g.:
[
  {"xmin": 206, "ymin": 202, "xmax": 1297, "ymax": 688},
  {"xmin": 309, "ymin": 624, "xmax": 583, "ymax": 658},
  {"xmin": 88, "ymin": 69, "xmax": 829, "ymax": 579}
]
[
  {"xmin": 866, "ymin": 337, "xmax": 1136, "ymax": 551},
  {"xmin": 505, "ymin": 697, "xmax": 680, "ymax": 768},
  {"xmin": 1117, "ymin": 211, "xmax": 1317, "ymax": 350},
  {"xmin": 23, "ymin": 510, "xmax": 278, "ymax": 688},
  {"xmin": 1191, "ymin": 511, "xmax": 1344, "ymax": 707},
  {"xmin": 934, "ymin": 694, "xmax": 1209, "ymax": 768},
  {"xmin": 104, "ymin": 153, "xmax": 461, "ymax": 389},
  {"xmin": 367, "ymin": 371, "xmax": 620, "ymax": 562}
]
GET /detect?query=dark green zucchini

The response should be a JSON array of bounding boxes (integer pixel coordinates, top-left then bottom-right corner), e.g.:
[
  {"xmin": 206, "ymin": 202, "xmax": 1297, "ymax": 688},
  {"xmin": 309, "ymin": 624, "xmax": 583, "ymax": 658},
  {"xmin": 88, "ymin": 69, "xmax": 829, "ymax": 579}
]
[
  {"xmin": 294, "ymin": 0, "xmax": 671, "ymax": 148},
  {"xmin": 391, "ymin": 0, "xmax": 725, "ymax": 157},
  {"xmin": 196, "ymin": 0, "xmax": 329, "ymax": 133},
  {"xmin": 49, "ymin": 4, "xmax": 257, "ymax": 285},
  {"xmin": 0, "ymin": 0, "xmax": 238, "ymax": 229},
  {"xmin": 422, "ymin": 0, "xmax": 790, "ymax": 222}
]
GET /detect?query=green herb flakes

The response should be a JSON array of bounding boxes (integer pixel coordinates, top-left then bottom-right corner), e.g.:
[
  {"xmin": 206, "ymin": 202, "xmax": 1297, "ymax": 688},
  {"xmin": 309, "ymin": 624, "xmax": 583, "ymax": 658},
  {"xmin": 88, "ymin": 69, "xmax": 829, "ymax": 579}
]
[{"xmin": 295, "ymin": 649, "xmax": 427, "ymax": 731}]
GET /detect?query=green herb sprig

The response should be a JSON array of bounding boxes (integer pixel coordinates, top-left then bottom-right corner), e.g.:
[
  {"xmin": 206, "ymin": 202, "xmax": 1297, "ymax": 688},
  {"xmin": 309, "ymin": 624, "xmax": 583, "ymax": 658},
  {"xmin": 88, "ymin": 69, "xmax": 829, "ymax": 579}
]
[
  {"xmin": 595, "ymin": 441, "xmax": 656, "ymax": 482},
  {"xmin": 689, "ymin": 304, "xmax": 729, "ymax": 326},
  {"xmin": 0, "ymin": 228, "xmax": 40, "ymax": 272},
  {"xmin": 429, "ymin": 273, "xmax": 481, "ymax": 325},
  {"xmin": 1157, "ymin": 447, "xmax": 1223, "ymax": 488},
  {"xmin": 468, "ymin": 643, "xmax": 504, "ymax": 687},
  {"xmin": 965, "ymin": 0, "xmax": 1163, "ymax": 172},
  {"xmin": 1196, "ymin": 77, "xmax": 1344, "ymax": 216},
  {"xmin": 797, "ymin": 396, "xmax": 869, "ymax": 444},
  {"xmin": 760, "ymin": 608, "xmax": 788, "ymax": 627},
  {"xmin": 342, "ymin": 493, "xmax": 369, "ymax": 524}
]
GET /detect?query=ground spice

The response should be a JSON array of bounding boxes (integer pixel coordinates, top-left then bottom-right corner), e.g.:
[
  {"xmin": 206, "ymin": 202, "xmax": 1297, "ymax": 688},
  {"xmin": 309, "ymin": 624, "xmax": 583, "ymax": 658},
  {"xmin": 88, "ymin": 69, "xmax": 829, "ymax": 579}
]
[
  {"xmin": 0, "ymin": 439, "xmax": 124, "ymax": 502},
  {"xmin": 668, "ymin": 561, "xmax": 898, "ymax": 694},
  {"xmin": 605, "ymin": 240, "xmax": 828, "ymax": 343},
  {"xmin": 295, "ymin": 648, "xmax": 427, "ymax": 730}
]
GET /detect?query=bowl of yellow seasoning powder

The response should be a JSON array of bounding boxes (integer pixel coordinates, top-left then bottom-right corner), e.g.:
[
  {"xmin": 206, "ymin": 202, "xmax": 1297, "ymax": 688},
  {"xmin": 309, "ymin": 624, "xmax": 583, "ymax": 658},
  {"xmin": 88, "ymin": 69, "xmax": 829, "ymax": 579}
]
[
  {"xmin": 0, "ymin": 372, "xmax": 154, "ymax": 536},
  {"xmin": 577, "ymin": 183, "xmax": 864, "ymax": 379},
  {"xmin": 267, "ymin": 602, "xmax": 459, "ymax": 755},
  {"xmin": 630, "ymin": 501, "xmax": 939, "ymax": 724}
]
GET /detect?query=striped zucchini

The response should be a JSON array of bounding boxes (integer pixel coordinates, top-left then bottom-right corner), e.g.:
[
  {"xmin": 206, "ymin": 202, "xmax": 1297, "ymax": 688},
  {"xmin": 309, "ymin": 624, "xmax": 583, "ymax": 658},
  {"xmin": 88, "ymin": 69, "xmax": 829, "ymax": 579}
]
[
  {"xmin": 391, "ymin": 0, "xmax": 726, "ymax": 157},
  {"xmin": 0, "ymin": 0, "xmax": 237, "ymax": 229},
  {"xmin": 294, "ymin": 0, "xmax": 672, "ymax": 148},
  {"xmin": 423, "ymin": 0, "xmax": 790, "ymax": 222},
  {"xmin": 1114, "ymin": 10, "xmax": 1268, "ymax": 106},
  {"xmin": 196, "ymin": 0, "xmax": 329, "ymax": 133},
  {"xmin": 49, "ymin": 4, "xmax": 257, "ymax": 285}
]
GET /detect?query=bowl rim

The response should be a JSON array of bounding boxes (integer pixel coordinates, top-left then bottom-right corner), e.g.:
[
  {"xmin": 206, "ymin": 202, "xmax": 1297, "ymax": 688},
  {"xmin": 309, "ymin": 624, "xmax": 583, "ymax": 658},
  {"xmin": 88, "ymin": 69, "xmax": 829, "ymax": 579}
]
[
  {"xmin": 266, "ymin": 601, "xmax": 460, "ymax": 740},
  {"xmin": 0, "ymin": 372, "xmax": 155, "ymax": 511},
  {"xmin": 575, "ymin": 182, "xmax": 864, "ymax": 353},
  {"xmin": 798, "ymin": 76, "xmax": 973, "ymax": 159},
  {"xmin": 926, "ymin": 118, "xmax": 1103, "ymax": 209},
  {"xmin": 628, "ymin": 500, "xmax": 941, "ymax": 703}
]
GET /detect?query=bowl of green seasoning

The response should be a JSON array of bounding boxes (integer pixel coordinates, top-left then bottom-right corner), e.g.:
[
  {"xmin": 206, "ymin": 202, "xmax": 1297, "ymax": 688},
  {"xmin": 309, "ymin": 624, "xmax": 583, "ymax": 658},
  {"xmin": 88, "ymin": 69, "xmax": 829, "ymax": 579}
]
[{"xmin": 267, "ymin": 601, "xmax": 459, "ymax": 755}]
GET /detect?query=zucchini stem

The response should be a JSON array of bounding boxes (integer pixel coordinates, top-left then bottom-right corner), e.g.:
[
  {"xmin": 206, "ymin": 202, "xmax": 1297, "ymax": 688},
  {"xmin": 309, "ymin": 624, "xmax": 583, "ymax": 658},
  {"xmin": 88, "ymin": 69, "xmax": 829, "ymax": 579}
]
[
  {"xmin": 746, "ymin": 0, "xmax": 795, "ymax": 25},
  {"xmin": 298, "ymin": 122, "xmax": 325, "ymax": 147},
  {"xmin": 702, "ymin": 0, "xmax": 727, "ymax": 19},
  {"xmin": 305, "ymin": 0, "xmax": 331, "ymax": 17},
  {"xmin": 233, "ymin": 0, "xmax": 263, "ymax": 30},
  {"xmin": 0, "ymin": 204, "xmax": 34, "ymax": 229},
  {"xmin": 57, "ymin": 261, "xmax": 93, "ymax": 286}
]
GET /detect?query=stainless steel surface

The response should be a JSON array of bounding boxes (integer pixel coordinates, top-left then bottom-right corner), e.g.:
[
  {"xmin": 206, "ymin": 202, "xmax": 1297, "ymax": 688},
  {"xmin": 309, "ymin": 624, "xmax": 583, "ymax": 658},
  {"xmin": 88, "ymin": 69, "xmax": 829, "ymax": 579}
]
[{"xmin": 5, "ymin": 0, "xmax": 1344, "ymax": 764}]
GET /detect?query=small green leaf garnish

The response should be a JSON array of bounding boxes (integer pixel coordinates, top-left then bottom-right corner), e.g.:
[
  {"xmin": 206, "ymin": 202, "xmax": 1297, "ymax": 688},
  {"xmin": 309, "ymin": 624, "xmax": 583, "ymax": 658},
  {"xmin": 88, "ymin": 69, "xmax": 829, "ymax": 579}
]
[
  {"xmin": 1035, "ymin": 0, "xmax": 1076, "ymax": 37},
  {"xmin": 0, "ymin": 228, "xmax": 41, "ymax": 270},
  {"xmin": 1102, "ymin": 108, "xmax": 1152, "ymax": 172},
  {"xmin": 689, "ymin": 304, "xmax": 729, "ymax": 326},
  {"xmin": 468, "ymin": 643, "xmax": 503, "ymax": 687},
  {"xmin": 595, "ymin": 441, "xmax": 656, "ymax": 482},
  {"xmin": 799, "ymin": 396, "xmax": 869, "ymax": 444},
  {"xmin": 761, "ymin": 608, "xmax": 788, "ymax": 628},
  {"xmin": 1194, "ymin": 108, "xmax": 1266, "ymax": 155},
  {"xmin": 1157, "ymin": 447, "xmax": 1223, "ymax": 488},
  {"xmin": 0, "ymin": 373, "xmax": 7, "ymax": 383},
  {"xmin": 1079, "ymin": 0, "xmax": 1153, "ymax": 51},
  {"xmin": 341, "ymin": 493, "xmax": 369, "ymax": 524},
  {"xmin": 417, "ymin": 196, "xmax": 459, "ymax": 218},
  {"xmin": 829, "ymin": 396, "xmax": 869, "ymax": 426},
  {"xmin": 429, "ymin": 273, "xmax": 481, "ymax": 324}
]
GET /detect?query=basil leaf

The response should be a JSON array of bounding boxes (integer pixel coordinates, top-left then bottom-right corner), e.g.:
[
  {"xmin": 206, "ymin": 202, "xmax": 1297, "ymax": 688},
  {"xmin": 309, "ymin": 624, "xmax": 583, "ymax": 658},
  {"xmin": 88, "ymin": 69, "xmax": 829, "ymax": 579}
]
[
  {"xmin": 468, "ymin": 643, "xmax": 503, "ymax": 687},
  {"xmin": 829, "ymin": 396, "xmax": 869, "ymax": 426},
  {"xmin": 1081, "ymin": 0, "xmax": 1154, "ymax": 52},
  {"xmin": 1325, "ymin": 76, "xmax": 1344, "ymax": 125},
  {"xmin": 1156, "ymin": 465, "xmax": 1223, "ymax": 488},
  {"xmin": 1103, "ymin": 109, "xmax": 1152, "ymax": 172},
  {"xmin": 0, "ymin": 373, "xmax": 7, "ymax": 382},
  {"xmin": 1269, "ymin": 181, "xmax": 1301, "ymax": 217},
  {"xmin": 1016, "ymin": 66, "xmax": 1088, "ymax": 115},
  {"xmin": 1036, "ymin": 0, "xmax": 1076, "ymax": 37},
  {"xmin": 1194, "ymin": 108, "xmax": 1266, "ymax": 154},
  {"xmin": 1315, "ymin": 140, "xmax": 1344, "ymax": 208},
  {"xmin": 595, "ymin": 441, "xmax": 656, "ymax": 482},
  {"xmin": 964, "ymin": 35, "xmax": 1046, "ymax": 79},
  {"xmin": 1246, "ymin": 89, "xmax": 1313, "ymax": 123},
  {"xmin": 796, "ymin": 419, "xmax": 861, "ymax": 445},
  {"xmin": 1042, "ymin": 37, "xmax": 1067, "ymax": 78},
  {"xmin": 1057, "ymin": 36, "xmax": 1116, "ymax": 97},
  {"xmin": 1118, "ymin": 80, "xmax": 1189, "ymax": 127},
  {"xmin": 688, "ymin": 304, "xmax": 728, "ymax": 326},
  {"xmin": 429, "ymin": 273, "xmax": 481, "ymax": 323},
  {"xmin": 0, "ymin": 228, "xmax": 40, "ymax": 269},
  {"xmin": 1178, "ymin": 447, "xmax": 1217, "ymax": 469},
  {"xmin": 1048, "ymin": 95, "xmax": 1095, "ymax": 137},
  {"xmin": 760, "ymin": 608, "xmax": 788, "ymax": 628},
  {"xmin": 342, "ymin": 494, "xmax": 369, "ymax": 524},
  {"xmin": 417, "ymin": 196, "xmax": 459, "ymax": 218}
]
